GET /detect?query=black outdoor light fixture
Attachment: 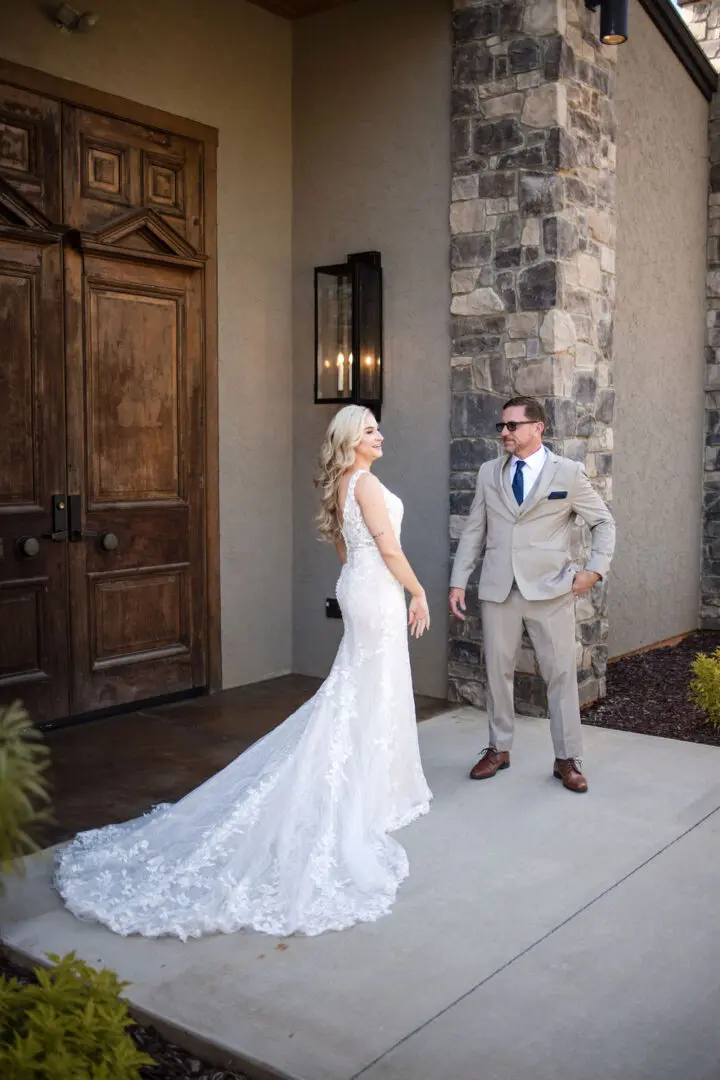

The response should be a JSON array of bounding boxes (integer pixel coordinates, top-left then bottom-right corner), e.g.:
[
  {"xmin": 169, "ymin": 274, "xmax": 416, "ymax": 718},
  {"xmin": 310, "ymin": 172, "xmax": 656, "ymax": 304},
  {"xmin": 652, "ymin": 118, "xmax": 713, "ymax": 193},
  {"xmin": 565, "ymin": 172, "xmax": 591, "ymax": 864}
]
[
  {"xmin": 314, "ymin": 251, "xmax": 383, "ymax": 419},
  {"xmin": 585, "ymin": 0, "xmax": 628, "ymax": 45}
]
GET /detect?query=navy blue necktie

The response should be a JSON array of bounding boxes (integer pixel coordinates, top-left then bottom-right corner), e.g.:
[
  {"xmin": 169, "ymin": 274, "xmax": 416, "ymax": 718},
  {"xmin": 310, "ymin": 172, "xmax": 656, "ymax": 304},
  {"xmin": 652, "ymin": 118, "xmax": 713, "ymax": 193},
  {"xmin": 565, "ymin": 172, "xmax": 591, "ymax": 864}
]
[{"xmin": 512, "ymin": 460, "xmax": 525, "ymax": 505}]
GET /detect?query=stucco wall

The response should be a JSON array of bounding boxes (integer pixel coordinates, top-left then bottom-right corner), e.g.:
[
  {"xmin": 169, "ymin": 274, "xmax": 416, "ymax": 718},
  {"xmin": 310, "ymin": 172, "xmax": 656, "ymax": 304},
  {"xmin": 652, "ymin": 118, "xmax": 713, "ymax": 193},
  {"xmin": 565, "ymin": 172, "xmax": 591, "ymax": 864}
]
[
  {"xmin": 611, "ymin": 0, "xmax": 708, "ymax": 657},
  {"xmin": 292, "ymin": 0, "xmax": 451, "ymax": 698},
  {"xmin": 0, "ymin": 0, "xmax": 294, "ymax": 686}
]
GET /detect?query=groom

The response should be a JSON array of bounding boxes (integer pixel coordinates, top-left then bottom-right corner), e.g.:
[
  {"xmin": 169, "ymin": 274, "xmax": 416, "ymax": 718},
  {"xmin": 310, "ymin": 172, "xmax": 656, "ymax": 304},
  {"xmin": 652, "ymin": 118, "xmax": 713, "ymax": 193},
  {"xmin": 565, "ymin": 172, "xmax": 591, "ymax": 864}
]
[{"xmin": 448, "ymin": 396, "xmax": 615, "ymax": 793}]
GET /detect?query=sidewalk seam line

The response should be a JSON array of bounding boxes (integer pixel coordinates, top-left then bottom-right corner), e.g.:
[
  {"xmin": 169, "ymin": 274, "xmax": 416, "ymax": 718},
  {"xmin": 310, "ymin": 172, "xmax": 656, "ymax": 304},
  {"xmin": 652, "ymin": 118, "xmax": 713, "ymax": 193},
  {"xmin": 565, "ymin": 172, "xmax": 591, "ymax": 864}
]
[{"xmin": 349, "ymin": 802, "xmax": 720, "ymax": 1080}]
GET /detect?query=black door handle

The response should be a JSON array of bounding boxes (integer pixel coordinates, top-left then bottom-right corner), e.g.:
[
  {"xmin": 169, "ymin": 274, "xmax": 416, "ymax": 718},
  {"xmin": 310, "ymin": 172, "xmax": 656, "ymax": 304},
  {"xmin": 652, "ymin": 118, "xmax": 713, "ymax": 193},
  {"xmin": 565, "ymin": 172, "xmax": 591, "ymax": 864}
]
[
  {"xmin": 68, "ymin": 495, "xmax": 118, "ymax": 550},
  {"xmin": 78, "ymin": 529, "xmax": 119, "ymax": 550},
  {"xmin": 68, "ymin": 494, "xmax": 82, "ymax": 540},
  {"xmin": 46, "ymin": 494, "xmax": 69, "ymax": 540},
  {"xmin": 16, "ymin": 536, "xmax": 41, "ymax": 558}
]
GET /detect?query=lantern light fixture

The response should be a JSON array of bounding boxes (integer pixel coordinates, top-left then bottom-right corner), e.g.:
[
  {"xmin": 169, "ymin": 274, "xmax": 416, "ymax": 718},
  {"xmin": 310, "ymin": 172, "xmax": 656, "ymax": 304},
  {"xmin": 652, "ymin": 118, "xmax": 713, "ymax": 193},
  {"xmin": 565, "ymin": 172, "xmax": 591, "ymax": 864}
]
[{"xmin": 314, "ymin": 251, "xmax": 383, "ymax": 420}]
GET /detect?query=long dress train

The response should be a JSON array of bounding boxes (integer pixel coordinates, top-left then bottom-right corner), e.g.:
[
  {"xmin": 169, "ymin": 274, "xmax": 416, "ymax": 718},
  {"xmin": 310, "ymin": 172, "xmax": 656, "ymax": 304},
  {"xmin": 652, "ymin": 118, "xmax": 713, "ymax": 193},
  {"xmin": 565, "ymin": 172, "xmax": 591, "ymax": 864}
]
[{"xmin": 53, "ymin": 470, "xmax": 431, "ymax": 939}]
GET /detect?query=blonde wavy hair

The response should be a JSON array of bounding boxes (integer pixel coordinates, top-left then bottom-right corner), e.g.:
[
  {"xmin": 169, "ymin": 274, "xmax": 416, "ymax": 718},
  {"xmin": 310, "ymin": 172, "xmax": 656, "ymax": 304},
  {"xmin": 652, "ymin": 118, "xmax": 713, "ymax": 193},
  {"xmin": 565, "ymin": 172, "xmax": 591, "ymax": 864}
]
[{"xmin": 314, "ymin": 405, "xmax": 374, "ymax": 543}]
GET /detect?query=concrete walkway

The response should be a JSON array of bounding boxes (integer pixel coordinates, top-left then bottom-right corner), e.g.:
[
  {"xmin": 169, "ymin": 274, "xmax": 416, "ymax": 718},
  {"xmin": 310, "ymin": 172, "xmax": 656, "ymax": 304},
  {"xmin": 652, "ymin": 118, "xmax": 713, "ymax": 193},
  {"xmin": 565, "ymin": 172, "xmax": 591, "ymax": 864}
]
[{"xmin": 3, "ymin": 707, "xmax": 720, "ymax": 1080}]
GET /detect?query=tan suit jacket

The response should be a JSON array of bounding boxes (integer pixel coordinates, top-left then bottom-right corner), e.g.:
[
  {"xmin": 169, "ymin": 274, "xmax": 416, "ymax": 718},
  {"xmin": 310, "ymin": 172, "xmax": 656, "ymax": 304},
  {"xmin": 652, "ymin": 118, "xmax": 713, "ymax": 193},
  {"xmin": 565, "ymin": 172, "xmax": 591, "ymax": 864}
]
[{"xmin": 450, "ymin": 450, "xmax": 616, "ymax": 602}]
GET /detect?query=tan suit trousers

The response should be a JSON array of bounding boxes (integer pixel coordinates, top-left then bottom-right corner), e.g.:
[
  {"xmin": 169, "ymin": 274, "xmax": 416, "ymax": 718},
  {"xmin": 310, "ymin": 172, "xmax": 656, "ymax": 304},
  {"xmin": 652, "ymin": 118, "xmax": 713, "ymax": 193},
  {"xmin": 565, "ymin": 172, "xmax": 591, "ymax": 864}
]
[{"xmin": 481, "ymin": 587, "xmax": 582, "ymax": 760}]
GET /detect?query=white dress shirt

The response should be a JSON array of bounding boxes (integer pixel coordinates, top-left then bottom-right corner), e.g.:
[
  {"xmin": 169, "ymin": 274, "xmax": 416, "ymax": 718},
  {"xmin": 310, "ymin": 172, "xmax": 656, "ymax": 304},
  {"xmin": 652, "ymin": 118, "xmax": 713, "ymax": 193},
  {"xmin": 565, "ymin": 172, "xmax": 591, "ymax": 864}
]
[{"xmin": 511, "ymin": 445, "xmax": 547, "ymax": 502}]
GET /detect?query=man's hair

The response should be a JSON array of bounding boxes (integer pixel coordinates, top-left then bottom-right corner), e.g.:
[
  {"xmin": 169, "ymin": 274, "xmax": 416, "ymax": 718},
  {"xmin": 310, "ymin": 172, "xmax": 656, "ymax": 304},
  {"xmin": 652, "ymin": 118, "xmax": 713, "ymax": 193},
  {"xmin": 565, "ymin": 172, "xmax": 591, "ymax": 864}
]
[{"xmin": 502, "ymin": 396, "xmax": 547, "ymax": 429}]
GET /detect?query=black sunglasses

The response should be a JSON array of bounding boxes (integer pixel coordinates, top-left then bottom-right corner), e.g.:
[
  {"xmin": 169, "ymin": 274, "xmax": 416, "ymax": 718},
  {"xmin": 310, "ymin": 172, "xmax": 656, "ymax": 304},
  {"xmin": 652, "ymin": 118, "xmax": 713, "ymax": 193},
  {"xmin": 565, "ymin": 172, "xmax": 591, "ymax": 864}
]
[{"xmin": 495, "ymin": 420, "xmax": 539, "ymax": 433}]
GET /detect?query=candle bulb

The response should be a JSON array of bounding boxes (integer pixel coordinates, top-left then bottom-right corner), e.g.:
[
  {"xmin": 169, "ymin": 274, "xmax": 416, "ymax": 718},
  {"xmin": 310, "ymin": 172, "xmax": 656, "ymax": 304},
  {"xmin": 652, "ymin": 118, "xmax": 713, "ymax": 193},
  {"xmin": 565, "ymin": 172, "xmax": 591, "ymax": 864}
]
[
  {"xmin": 348, "ymin": 353, "xmax": 353, "ymax": 392},
  {"xmin": 337, "ymin": 352, "xmax": 344, "ymax": 394}
]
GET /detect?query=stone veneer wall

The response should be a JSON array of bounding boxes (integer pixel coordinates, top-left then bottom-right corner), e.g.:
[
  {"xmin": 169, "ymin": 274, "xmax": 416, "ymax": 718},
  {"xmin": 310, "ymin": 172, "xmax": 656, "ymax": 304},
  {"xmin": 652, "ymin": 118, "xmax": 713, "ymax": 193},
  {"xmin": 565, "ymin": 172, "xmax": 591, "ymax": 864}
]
[
  {"xmin": 448, "ymin": 0, "xmax": 617, "ymax": 711},
  {"xmin": 679, "ymin": 1, "xmax": 720, "ymax": 629},
  {"xmin": 680, "ymin": 0, "xmax": 720, "ymax": 67}
]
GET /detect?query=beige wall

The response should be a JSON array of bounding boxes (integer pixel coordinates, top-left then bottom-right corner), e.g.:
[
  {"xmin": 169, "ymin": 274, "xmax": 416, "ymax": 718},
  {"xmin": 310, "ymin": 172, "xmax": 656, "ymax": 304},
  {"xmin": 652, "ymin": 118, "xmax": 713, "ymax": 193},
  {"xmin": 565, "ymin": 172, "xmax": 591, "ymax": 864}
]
[
  {"xmin": 611, "ymin": 0, "xmax": 708, "ymax": 657},
  {"xmin": 0, "ymin": 0, "xmax": 294, "ymax": 686},
  {"xmin": 8, "ymin": 0, "xmax": 703, "ymax": 691},
  {"xmin": 291, "ymin": 0, "xmax": 451, "ymax": 698}
]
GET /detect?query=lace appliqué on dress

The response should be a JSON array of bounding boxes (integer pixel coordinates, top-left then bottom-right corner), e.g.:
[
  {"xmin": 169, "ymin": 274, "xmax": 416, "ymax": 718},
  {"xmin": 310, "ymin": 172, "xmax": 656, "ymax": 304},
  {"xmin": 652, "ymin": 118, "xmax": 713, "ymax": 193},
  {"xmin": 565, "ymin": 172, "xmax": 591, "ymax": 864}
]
[{"xmin": 54, "ymin": 470, "xmax": 432, "ymax": 939}]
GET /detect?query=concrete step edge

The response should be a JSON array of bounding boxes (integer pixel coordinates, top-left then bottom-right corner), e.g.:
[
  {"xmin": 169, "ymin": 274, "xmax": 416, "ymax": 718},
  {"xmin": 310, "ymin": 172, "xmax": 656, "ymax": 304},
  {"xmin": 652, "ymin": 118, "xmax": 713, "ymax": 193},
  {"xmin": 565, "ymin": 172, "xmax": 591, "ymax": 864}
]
[{"xmin": 1, "ymin": 938, "xmax": 307, "ymax": 1080}]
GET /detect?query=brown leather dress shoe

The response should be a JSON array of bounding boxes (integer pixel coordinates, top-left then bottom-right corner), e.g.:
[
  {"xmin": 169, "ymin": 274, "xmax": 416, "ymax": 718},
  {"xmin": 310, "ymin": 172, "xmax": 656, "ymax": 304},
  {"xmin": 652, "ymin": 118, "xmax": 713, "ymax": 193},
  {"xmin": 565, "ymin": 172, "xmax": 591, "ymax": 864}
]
[
  {"xmin": 553, "ymin": 758, "xmax": 588, "ymax": 793},
  {"xmin": 470, "ymin": 747, "xmax": 510, "ymax": 780}
]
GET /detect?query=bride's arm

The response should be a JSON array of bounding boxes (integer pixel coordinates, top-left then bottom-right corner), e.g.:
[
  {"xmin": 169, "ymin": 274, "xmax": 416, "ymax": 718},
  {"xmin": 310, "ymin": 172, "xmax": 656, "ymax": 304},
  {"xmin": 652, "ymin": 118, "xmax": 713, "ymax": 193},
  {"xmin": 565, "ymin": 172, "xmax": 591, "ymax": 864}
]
[
  {"xmin": 335, "ymin": 536, "xmax": 347, "ymax": 565},
  {"xmin": 355, "ymin": 474, "xmax": 429, "ymax": 636}
]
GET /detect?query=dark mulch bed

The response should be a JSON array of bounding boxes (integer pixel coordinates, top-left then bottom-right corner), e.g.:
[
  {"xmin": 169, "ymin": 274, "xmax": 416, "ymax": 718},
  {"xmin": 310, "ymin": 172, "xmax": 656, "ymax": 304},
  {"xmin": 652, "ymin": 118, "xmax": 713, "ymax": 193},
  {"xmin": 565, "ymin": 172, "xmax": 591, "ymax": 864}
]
[
  {"xmin": 0, "ymin": 946, "xmax": 249, "ymax": 1080},
  {"xmin": 581, "ymin": 629, "xmax": 720, "ymax": 747}
]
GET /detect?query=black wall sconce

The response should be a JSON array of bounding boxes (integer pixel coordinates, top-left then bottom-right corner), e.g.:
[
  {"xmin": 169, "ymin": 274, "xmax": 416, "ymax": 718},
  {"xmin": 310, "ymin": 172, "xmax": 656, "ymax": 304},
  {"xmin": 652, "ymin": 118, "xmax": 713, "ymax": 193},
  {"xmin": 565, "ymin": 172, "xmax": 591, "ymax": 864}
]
[
  {"xmin": 314, "ymin": 251, "xmax": 383, "ymax": 420},
  {"xmin": 585, "ymin": 0, "xmax": 628, "ymax": 44}
]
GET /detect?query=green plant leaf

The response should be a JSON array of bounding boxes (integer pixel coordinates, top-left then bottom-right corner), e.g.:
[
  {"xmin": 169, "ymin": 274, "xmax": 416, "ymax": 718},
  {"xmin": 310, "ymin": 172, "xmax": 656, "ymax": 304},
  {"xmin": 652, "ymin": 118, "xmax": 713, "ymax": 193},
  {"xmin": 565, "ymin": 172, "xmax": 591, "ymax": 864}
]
[
  {"xmin": 0, "ymin": 952, "xmax": 155, "ymax": 1078},
  {"xmin": 689, "ymin": 648, "xmax": 720, "ymax": 728},
  {"xmin": 0, "ymin": 701, "xmax": 53, "ymax": 894}
]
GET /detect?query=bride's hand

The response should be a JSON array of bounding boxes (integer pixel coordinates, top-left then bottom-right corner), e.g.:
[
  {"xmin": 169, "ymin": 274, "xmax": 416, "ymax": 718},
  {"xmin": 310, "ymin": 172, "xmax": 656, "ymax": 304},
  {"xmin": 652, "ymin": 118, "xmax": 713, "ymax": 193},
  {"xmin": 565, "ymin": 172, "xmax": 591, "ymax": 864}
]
[{"xmin": 409, "ymin": 591, "xmax": 430, "ymax": 639}]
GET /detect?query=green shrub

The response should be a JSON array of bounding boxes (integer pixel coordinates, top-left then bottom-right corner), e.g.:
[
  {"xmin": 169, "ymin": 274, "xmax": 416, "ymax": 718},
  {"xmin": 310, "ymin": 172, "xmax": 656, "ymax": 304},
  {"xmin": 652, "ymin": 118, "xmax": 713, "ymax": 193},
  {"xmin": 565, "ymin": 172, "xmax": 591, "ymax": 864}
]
[
  {"xmin": 0, "ymin": 701, "xmax": 52, "ymax": 894},
  {"xmin": 689, "ymin": 647, "xmax": 720, "ymax": 728},
  {"xmin": 0, "ymin": 706, "xmax": 152, "ymax": 1076},
  {"xmin": 0, "ymin": 951, "xmax": 154, "ymax": 1078}
]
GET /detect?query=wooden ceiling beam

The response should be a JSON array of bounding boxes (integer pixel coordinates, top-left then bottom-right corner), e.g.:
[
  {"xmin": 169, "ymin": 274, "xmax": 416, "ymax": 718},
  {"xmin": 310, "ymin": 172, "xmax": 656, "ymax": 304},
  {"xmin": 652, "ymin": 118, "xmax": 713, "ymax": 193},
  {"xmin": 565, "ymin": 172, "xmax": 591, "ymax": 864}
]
[{"xmin": 245, "ymin": 0, "xmax": 356, "ymax": 18}]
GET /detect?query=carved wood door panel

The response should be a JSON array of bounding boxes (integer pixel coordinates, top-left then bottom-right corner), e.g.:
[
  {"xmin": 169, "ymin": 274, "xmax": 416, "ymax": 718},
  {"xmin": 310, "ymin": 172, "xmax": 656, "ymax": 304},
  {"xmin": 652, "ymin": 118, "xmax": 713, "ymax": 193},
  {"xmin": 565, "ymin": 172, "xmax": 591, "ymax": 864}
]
[
  {"xmin": 62, "ymin": 108, "xmax": 207, "ymax": 714},
  {"xmin": 0, "ymin": 84, "xmax": 61, "ymax": 222},
  {"xmin": 0, "ymin": 87, "xmax": 70, "ymax": 718},
  {"xmin": 64, "ymin": 245, "xmax": 206, "ymax": 712},
  {"xmin": 0, "ymin": 84, "xmax": 208, "ymax": 722},
  {"xmin": 62, "ymin": 105, "xmax": 202, "ymax": 248},
  {"xmin": 0, "ymin": 233, "xmax": 70, "ymax": 719}
]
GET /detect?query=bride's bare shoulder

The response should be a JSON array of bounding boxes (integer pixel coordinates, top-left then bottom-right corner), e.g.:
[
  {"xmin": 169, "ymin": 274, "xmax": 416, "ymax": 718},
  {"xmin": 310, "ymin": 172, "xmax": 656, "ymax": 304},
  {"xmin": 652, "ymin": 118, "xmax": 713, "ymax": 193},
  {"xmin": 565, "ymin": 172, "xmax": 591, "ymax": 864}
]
[{"xmin": 354, "ymin": 472, "xmax": 384, "ymax": 509}]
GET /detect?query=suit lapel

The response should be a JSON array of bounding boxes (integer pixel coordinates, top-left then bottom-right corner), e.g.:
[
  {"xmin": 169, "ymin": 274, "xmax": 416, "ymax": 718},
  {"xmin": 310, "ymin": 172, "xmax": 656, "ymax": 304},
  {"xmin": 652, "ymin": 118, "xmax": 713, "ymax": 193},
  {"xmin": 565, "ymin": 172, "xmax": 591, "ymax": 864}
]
[
  {"xmin": 518, "ymin": 450, "xmax": 561, "ymax": 517},
  {"xmin": 496, "ymin": 454, "xmax": 520, "ymax": 517}
]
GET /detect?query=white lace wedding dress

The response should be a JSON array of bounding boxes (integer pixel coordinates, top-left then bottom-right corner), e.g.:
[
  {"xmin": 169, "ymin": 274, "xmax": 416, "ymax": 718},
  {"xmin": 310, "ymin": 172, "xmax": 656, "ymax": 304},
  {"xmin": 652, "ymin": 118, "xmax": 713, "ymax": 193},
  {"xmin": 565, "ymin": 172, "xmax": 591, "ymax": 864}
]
[{"xmin": 54, "ymin": 471, "xmax": 432, "ymax": 939}]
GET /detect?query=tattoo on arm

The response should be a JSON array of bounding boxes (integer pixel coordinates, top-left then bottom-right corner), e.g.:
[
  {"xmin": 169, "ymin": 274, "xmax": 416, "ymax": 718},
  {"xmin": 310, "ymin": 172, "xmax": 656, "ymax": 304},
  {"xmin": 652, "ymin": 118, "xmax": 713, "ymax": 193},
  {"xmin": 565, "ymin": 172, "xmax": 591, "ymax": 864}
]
[{"xmin": 372, "ymin": 530, "xmax": 385, "ymax": 539}]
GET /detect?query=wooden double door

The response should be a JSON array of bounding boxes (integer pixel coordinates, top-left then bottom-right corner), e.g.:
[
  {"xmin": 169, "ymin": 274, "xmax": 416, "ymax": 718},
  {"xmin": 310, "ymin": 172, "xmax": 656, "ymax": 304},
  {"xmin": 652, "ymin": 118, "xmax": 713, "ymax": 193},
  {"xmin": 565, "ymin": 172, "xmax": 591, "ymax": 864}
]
[{"xmin": 0, "ymin": 79, "xmax": 213, "ymax": 722}]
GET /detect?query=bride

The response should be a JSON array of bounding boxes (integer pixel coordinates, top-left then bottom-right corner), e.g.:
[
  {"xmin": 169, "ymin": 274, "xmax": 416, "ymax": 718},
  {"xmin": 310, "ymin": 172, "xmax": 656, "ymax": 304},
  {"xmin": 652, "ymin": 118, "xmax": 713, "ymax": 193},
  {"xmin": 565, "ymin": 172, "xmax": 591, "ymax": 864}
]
[{"xmin": 54, "ymin": 406, "xmax": 432, "ymax": 939}]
